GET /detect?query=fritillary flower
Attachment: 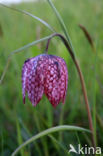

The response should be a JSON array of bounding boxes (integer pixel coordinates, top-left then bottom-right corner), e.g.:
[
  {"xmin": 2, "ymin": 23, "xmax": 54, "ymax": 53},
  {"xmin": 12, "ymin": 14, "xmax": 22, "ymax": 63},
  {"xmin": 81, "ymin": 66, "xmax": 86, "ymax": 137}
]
[{"xmin": 22, "ymin": 54, "xmax": 68, "ymax": 107}]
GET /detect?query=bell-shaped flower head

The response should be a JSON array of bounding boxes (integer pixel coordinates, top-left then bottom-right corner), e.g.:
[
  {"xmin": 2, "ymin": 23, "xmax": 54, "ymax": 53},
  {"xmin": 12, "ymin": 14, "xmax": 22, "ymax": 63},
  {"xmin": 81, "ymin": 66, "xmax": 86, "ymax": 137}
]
[{"xmin": 22, "ymin": 54, "xmax": 68, "ymax": 107}]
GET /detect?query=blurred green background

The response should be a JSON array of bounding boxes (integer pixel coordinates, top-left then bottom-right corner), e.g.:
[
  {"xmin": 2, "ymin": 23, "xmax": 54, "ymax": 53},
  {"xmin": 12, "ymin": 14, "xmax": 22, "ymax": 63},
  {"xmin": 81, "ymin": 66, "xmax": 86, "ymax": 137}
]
[{"xmin": 0, "ymin": 0, "xmax": 103, "ymax": 155}]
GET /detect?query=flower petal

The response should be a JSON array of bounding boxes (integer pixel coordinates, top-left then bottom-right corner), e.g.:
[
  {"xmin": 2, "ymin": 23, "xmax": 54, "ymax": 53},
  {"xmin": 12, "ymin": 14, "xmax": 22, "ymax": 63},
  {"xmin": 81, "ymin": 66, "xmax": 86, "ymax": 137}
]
[
  {"xmin": 56, "ymin": 57, "xmax": 68, "ymax": 104},
  {"xmin": 22, "ymin": 56, "xmax": 44, "ymax": 106},
  {"xmin": 43, "ymin": 55, "xmax": 68, "ymax": 107}
]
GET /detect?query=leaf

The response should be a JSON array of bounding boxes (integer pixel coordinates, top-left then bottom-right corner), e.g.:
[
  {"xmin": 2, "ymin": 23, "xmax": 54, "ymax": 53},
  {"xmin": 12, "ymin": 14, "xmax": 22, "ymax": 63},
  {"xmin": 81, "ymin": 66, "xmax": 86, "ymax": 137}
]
[
  {"xmin": 47, "ymin": 0, "xmax": 75, "ymax": 56},
  {"xmin": 11, "ymin": 125, "xmax": 90, "ymax": 156},
  {"xmin": 0, "ymin": 34, "xmax": 52, "ymax": 84},
  {"xmin": 16, "ymin": 119, "xmax": 24, "ymax": 156},
  {"xmin": 49, "ymin": 135, "xmax": 69, "ymax": 155},
  {"xmin": 0, "ymin": 24, "xmax": 3, "ymax": 37},
  {"xmin": 0, "ymin": 3, "xmax": 55, "ymax": 32}
]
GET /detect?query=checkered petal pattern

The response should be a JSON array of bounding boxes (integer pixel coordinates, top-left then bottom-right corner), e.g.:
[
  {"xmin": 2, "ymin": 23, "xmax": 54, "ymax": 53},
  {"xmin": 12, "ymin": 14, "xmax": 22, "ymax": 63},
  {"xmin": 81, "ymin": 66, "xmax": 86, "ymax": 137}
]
[{"xmin": 22, "ymin": 54, "xmax": 68, "ymax": 107}]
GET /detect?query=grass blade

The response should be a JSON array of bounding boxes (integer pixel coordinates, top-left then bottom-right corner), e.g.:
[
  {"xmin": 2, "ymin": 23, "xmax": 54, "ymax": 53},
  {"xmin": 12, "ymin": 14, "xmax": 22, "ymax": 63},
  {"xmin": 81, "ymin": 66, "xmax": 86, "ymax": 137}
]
[
  {"xmin": 16, "ymin": 119, "xmax": 25, "ymax": 156},
  {"xmin": 0, "ymin": 3, "xmax": 55, "ymax": 32},
  {"xmin": 11, "ymin": 125, "xmax": 90, "ymax": 156},
  {"xmin": 47, "ymin": 0, "xmax": 75, "ymax": 55},
  {"xmin": 19, "ymin": 118, "xmax": 43, "ymax": 156},
  {"xmin": 49, "ymin": 135, "xmax": 70, "ymax": 155},
  {"xmin": 49, "ymin": 135, "xmax": 69, "ymax": 155},
  {"xmin": 92, "ymin": 47, "xmax": 98, "ymax": 145},
  {"xmin": 0, "ymin": 34, "xmax": 52, "ymax": 84}
]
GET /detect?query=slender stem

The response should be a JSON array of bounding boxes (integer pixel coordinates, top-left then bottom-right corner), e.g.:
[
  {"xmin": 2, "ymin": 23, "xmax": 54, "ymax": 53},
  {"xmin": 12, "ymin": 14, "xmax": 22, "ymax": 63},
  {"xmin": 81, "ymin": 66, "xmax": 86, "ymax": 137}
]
[
  {"xmin": 45, "ymin": 33, "xmax": 75, "ymax": 60},
  {"xmin": 45, "ymin": 33, "xmax": 96, "ymax": 148},
  {"xmin": 74, "ymin": 59, "xmax": 96, "ymax": 148}
]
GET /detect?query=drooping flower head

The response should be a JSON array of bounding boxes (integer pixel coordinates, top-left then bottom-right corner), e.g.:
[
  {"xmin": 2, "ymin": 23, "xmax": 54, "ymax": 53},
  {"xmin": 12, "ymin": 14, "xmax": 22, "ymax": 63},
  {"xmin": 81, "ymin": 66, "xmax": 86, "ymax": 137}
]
[{"xmin": 22, "ymin": 54, "xmax": 68, "ymax": 107}]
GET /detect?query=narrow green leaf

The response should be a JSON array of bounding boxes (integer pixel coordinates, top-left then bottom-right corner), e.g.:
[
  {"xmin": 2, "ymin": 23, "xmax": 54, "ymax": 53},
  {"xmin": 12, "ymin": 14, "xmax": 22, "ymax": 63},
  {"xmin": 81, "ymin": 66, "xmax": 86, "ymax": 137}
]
[
  {"xmin": 11, "ymin": 125, "xmax": 90, "ymax": 156},
  {"xmin": 19, "ymin": 118, "xmax": 43, "ymax": 156},
  {"xmin": 49, "ymin": 135, "xmax": 70, "ymax": 155},
  {"xmin": 0, "ymin": 35, "xmax": 52, "ymax": 84},
  {"xmin": 10, "ymin": 35, "xmax": 52, "ymax": 56},
  {"xmin": 0, "ymin": 3, "xmax": 55, "ymax": 32},
  {"xmin": 47, "ymin": 0, "xmax": 75, "ymax": 55},
  {"xmin": 16, "ymin": 119, "xmax": 24, "ymax": 156},
  {"xmin": 92, "ymin": 47, "xmax": 98, "ymax": 145}
]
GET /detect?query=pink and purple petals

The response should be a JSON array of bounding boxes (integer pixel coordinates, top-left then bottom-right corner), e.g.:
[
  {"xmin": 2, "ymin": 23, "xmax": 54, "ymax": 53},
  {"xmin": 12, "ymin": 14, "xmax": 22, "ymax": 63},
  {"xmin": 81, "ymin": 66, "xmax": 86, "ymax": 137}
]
[{"xmin": 22, "ymin": 54, "xmax": 68, "ymax": 107}]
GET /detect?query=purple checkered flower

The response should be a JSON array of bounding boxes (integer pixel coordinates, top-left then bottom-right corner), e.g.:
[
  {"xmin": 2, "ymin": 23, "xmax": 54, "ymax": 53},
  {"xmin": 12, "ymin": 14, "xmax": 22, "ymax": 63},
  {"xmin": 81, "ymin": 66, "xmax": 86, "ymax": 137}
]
[{"xmin": 22, "ymin": 54, "xmax": 68, "ymax": 107}]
